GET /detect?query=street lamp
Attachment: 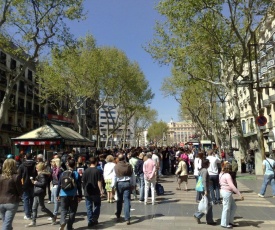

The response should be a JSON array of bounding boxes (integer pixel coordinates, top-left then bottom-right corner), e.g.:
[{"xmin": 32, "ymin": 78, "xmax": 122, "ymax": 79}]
[{"xmin": 226, "ymin": 117, "xmax": 235, "ymax": 154}]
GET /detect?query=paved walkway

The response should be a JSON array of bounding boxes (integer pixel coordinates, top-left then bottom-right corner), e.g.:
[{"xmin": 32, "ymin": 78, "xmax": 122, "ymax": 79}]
[{"xmin": 5, "ymin": 173, "xmax": 275, "ymax": 229}]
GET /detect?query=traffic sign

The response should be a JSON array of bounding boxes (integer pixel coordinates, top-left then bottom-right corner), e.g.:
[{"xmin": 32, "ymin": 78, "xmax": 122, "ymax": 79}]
[{"xmin": 256, "ymin": 115, "xmax": 267, "ymax": 126}]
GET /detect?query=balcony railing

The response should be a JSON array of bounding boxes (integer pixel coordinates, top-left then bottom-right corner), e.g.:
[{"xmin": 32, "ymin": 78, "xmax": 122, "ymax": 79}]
[
  {"xmin": 267, "ymin": 58, "xmax": 275, "ymax": 69},
  {"xmin": 269, "ymin": 94, "xmax": 275, "ymax": 103},
  {"xmin": 263, "ymin": 98, "xmax": 270, "ymax": 107}
]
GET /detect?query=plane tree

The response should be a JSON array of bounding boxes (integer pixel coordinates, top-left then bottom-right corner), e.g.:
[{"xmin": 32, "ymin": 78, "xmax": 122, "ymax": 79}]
[{"xmin": 147, "ymin": 0, "xmax": 275, "ymax": 157}]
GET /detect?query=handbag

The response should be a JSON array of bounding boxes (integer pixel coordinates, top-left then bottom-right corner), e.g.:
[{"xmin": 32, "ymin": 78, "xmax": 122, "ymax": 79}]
[
  {"xmin": 198, "ymin": 195, "xmax": 208, "ymax": 214},
  {"xmin": 195, "ymin": 175, "xmax": 204, "ymax": 192}
]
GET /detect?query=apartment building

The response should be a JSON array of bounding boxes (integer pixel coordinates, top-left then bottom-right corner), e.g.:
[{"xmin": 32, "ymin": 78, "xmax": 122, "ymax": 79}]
[
  {"xmin": 226, "ymin": 15, "xmax": 275, "ymax": 154},
  {"xmin": 0, "ymin": 49, "xmax": 98, "ymax": 156}
]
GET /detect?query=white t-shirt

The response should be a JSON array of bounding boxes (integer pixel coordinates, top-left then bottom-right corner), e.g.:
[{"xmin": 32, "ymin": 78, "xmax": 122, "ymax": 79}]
[
  {"xmin": 193, "ymin": 157, "xmax": 202, "ymax": 176},
  {"xmin": 152, "ymin": 154, "xmax": 159, "ymax": 168},
  {"xmin": 207, "ymin": 155, "xmax": 221, "ymax": 175}
]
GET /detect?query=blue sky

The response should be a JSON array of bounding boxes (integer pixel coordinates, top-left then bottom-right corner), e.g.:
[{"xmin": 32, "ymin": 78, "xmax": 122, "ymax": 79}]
[{"xmin": 68, "ymin": 0, "xmax": 180, "ymax": 122}]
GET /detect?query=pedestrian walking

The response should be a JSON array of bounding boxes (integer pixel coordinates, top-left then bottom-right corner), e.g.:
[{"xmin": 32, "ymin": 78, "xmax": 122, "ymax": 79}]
[
  {"xmin": 194, "ymin": 152, "xmax": 203, "ymax": 202},
  {"xmin": 18, "ymin": 153, "xmax": 37, "ymax": 220},
  {"xmin": 175, "ymin": 158, "xmax": 188, "ymax": 191},
  {"xmin": 258, "ymin": 152, "xmax": 275, "ymax": 198},
  {"xmin": 56, "ymin": 159, "xmax": 82, "ymax": 230},
  {"xmin": 0, "ymin": 159, "xmax": 23, "ymax": 230},
  {"xmin": 219, "ymin": 162, "xmax": 244, "ymax": 229},
  {"xmin": 82, "ymin": 157, "xmax": 104, "ymax": 228},
  {"xmin": 25, "ymin": 162, "xmax": 56, "ymax": 227},
  {"xmin": 193, "ymin": 159, "xmax": 216, "ymax": 225},
  {"xmin": 103, "ymin": 155, "xmax": 116, "ymax": 203},
  {"xmin": 48, "ymin": 158, "xmax": 63, "ymax": 222},
  {"xmin": 112, "ymin": 154, "xmax": 136, "ymax": 225},
  {"xmin": 135, "ymin": 153, "xmax": 145, "ymax": 202}
]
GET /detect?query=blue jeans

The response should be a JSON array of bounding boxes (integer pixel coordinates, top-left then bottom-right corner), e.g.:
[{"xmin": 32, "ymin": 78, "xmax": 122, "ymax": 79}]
[
  {"xmin": 85, "ymin": 195, "xmax": 101, "ymax": 224},
  {"xmin": 220, "ymin": 190, "xmax": 236, "ymax": 227},
  {"xmin": 0, "ymin": 203, "xmax": 19, "ymax": 230},
  {"xmin": 194, "ymin": 193, "xmax": 214, "ymax": 223},
  {"xmin": 116, "ymin": 181, "xmax": 131, "ymax": 221},
  {"xmin": 51, "ymin": 186, "xmax": 60, "ymax": 216},
  {"xmin": 60, "ymin": 196, "xmax": 78, "ymax": 230},
  {"xmin": 32, "ymin": 195, "xmax": 54, "ymax": 222},
  {"xmin": 259, "ymin": 174, "xmax": 275, "ymax": 196},
  {"xmin": 209, "ymin": 175, "xmax": 220, "ymax": 202},
  {"xmin": 137, "ymin": 174, "xmax": 145, "ymax": 201},
  {"xmin": 22, "ymin": 187, "xmax": 34, "ymax": 218}
]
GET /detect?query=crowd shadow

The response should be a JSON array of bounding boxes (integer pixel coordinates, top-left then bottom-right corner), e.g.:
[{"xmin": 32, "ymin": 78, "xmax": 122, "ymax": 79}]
[
  {"xmin": 77, "ymin": 213, "xmax": 165, "ymax": 229},
  {"xmin": 215, "ymin": 216, "xmax": 264, "ymax": 228}
]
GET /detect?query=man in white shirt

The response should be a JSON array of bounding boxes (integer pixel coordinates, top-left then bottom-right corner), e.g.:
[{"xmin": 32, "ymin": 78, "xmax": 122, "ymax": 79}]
[
  {"xmin": 152, "ymin": 149, "xmax": 160, "ymax": 176},
  {"xmin": 206, "ymin": 149, "xmax": 221, "ymax": 204}
]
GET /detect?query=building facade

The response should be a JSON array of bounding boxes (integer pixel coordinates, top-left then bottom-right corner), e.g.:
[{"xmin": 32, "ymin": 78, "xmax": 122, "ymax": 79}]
[{"xmin": 167, "ymin": 119, "xmax": 197, "ymax": 147}]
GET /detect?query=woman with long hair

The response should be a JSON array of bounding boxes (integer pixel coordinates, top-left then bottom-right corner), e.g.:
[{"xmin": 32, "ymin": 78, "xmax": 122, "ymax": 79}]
[
  {"xmin": 48, "ymin": 158, "xmax": 63, "ymax": 223},
  {"xmin": 25, "ymin": 162, "xmax": 55, "ymax": 227},
  {"xmin": 0, "ymin": 158, "xmax": 23, "ymax": 230},
  {"xmin": 219, "ymin": 162, "xmax": 244, "ymax": 229}
]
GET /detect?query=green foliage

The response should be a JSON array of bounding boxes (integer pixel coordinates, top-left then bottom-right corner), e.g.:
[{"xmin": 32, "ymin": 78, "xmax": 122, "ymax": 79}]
[{"xmin": 147, "ymin": 121, "xmax": 169, "ymax": 144}]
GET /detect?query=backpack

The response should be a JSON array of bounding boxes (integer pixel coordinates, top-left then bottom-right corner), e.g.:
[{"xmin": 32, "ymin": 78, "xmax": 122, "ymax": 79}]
[
  {"xmin": 61, "ymin": 170, "xmax": 75, "ymax": 191},
  {"xmin": 156, "ymin": 183, "xmax": 164, "ymax": 195},
  {"xmin": 134, "ymin": 159, "xmax": 143, "ymax": 176}
]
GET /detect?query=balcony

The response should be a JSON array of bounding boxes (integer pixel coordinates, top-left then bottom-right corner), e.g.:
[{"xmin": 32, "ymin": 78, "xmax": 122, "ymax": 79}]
[
  {"xmin": 267, "ymin": 58, "xmax": 275, "ymax": 69},
  {"xmin": 267, "ymin": 121, "xmax": 273, "ymax": 129},
  {"xmin": 269, "ymin": 94, "xmax": 275, "ymax": 103},
  {"xmin": 263, "ymin": 98, "xmax": 271, "ymax": 107}
]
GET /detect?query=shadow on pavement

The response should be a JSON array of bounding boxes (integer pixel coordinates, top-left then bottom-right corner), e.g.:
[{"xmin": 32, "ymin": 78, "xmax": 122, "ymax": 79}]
[{"xmin": 76, "ymin": 214, "xmax": 165, "ymax": 229}]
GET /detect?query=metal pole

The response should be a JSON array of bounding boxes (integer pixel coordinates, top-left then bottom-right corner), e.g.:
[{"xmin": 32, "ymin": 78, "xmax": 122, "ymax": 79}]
[{"xmin": 229, "ymin": 127, "xmax": 232, "ymax": 154}]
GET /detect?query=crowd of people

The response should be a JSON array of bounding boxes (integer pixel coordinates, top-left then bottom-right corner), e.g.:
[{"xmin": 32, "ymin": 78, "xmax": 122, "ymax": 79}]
[{"xmin": 0, "ymin": 145, "xmax": 271, "ymax": 230}]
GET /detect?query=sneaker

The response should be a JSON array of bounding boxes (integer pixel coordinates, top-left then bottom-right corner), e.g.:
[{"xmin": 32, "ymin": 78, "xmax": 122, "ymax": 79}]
[
  {"xmin": 24, "ymin": 216, "xmax": 31, "ymax": 220},
  {"xmin": 47, "ymin": 217, "xmax": 52, "ymax": 221},
  {"xmin": 25, "ymin": 222, "xmax": 36, "ymax": 227},
  {"xmin": 47, "ymin": 201, "xmax": 52, "ymax": 204},
  {"xmin": 193, "ymin": 215, "xmax": 201, "ymax": 224},
  {"xmin": 144, "ymin": 202, "xmax": 147, "ymax": 205},
  {"xmin": 126, "ymin": 220, "xmax": 130, "ymax": 225},
  {"xmin": 258, "ymin": 193, "xmax": 264, "ymax": 198},
  {"xmin": 59, "ymin": 223, "xmax": 66, "ymax": 230}
]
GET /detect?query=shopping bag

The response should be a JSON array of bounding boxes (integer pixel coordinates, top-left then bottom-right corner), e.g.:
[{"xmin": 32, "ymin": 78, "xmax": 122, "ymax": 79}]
[
  {"xmin": 198, "ymin": 195, "xmax": 208, "ymax": 214},
  {"xmin": 195, "ymin": 176, "xmax": 204, "ymax": 192}
]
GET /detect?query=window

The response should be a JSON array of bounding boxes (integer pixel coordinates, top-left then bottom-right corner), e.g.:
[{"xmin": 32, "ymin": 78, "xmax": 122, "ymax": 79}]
[
  {"xmin": 19, "ymin": 80, "xmax": 25, "ymax": 93},
  {"xmin": 27, "ymin": 69, "xmax": 33, "ymax": 81},
  {"xmin": 242, "ymin": 120, "xmax": 246, "ymax": 134},
  {"xmin": 10, "ymin": 58, "xmax": 16, "ymax": 70},
  {"xmin": 0, "ymin": 52, "xmax": 6, "ymax": 65},
  {"xmin": 0, "ymin": 70, "xmax": 6, "ymax": 85}
]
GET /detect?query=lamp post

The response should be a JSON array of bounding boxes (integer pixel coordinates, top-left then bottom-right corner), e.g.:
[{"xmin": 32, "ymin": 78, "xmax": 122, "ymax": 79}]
[{"xmin": 226, "ymin": 117, "xmax": 234, "ymax": 154}]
